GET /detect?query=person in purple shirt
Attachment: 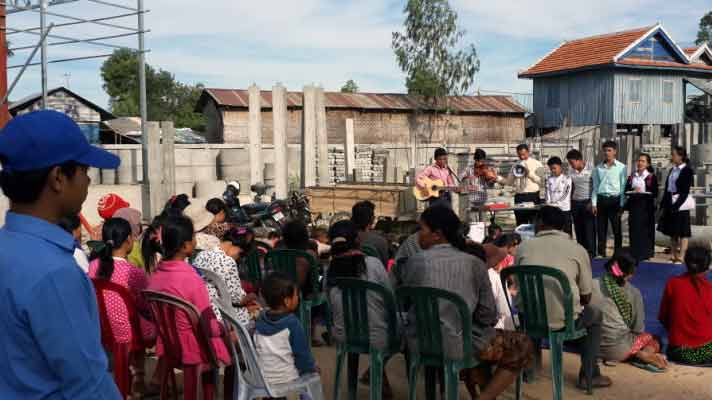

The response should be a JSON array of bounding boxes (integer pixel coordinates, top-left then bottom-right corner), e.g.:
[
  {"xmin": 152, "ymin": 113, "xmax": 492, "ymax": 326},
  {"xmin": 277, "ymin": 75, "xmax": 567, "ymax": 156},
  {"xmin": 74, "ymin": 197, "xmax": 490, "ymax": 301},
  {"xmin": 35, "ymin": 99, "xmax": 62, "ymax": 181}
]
[{"xmin": 0, "ymin": 110, "xmax": 122, "ymax": 399}]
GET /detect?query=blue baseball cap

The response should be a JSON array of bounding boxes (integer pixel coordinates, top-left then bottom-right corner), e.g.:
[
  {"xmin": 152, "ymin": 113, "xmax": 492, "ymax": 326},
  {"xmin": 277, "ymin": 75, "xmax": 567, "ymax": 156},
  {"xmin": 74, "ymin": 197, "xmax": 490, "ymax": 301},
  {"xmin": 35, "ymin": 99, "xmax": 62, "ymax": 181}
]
[{"xmin": 0, "ymin": 110, "xmax": 120, "ymax": 172}]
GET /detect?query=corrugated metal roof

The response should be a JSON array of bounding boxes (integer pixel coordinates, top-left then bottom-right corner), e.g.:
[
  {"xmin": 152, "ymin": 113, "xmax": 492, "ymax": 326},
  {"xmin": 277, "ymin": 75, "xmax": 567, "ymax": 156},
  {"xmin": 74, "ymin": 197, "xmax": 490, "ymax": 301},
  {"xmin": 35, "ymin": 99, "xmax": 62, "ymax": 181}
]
[{"xmin": 200, "ymin": 88, "xmax": 527, "ymax": 114}]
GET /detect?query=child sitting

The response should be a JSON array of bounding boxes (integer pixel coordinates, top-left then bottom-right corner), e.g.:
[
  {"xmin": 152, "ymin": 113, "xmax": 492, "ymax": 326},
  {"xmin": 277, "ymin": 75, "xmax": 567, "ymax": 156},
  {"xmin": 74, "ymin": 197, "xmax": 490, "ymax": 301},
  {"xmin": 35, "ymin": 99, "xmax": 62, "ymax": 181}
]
[
  {"xmin": 482, "ymin": 224, "xmax": 502, "ymax": 244},
  {"xmin": 493, "ymin": 233, "xmax": 522, "ymax": 268},
  {"xmin": 593, "ymin": 249, "xmax": 667, "ymax": 371},
  {"xmin": 254, "ymin": 273, "xmax": 318, "ymax": 387}
]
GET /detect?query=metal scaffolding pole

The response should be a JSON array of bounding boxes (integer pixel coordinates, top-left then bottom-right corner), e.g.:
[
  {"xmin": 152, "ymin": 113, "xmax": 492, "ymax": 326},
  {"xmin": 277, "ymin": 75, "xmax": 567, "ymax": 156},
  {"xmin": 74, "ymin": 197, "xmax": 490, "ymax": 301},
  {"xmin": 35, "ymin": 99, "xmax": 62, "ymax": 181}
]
[
  {"xmin": 39, "ymin": 0, "xmax": 47, "ymax": 108},
  {"xmin": 137, "ymin": 0, "xmax": 150, "ymax": 214}
]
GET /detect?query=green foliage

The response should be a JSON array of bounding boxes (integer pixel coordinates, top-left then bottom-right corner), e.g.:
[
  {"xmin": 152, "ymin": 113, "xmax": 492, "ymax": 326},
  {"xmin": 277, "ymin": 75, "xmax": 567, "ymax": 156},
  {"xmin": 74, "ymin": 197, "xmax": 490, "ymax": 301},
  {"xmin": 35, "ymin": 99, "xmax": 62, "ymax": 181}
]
[
  {"xmin": 340, "ymin": 79, "xmax": 359, "ymax": 93},
  {"xmin": 697, "ymin": 11, "xmax": 712, "ymax": 46},
  {"xmin": 392, "ymin": 0, "xmax": 479, "ymax": 102},
  {"xmin": 100, "ymin": 49, "xmax": 206, "ymax": 132}
]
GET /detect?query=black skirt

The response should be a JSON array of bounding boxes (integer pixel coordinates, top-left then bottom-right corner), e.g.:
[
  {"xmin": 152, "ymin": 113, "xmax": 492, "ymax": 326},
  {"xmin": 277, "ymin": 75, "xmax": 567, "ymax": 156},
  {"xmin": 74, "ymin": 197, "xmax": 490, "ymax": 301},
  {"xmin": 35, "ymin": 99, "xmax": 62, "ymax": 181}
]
[
  {"xmin": 658, "ymin": 208, "xmax": 691, "ymax": 238},
  {"xmin": 627, "ymin": 194, "xmax": 655, "ymax": 260}
]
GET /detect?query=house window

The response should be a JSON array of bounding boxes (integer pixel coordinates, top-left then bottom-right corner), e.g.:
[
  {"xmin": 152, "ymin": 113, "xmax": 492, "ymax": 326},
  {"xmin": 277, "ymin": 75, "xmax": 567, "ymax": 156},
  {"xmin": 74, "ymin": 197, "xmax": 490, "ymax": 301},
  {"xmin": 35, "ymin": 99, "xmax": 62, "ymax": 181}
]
[
  {"xmin": 546, "ymin": 84, "xmax": 559, "ymax": 108},
  {"xmin": 662, "ymin": 81, "xmax": 674, "ymax": 103},
  {"xmin": 628, "ymin": 79, "xmax": 642, "ymax": 103}
]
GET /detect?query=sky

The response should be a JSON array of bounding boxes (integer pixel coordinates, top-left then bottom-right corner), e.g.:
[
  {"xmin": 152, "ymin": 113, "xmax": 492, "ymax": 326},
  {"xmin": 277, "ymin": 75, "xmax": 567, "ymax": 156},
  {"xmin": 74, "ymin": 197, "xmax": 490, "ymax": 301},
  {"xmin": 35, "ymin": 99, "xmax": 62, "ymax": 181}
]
[{"xmin": 5, "ymin": 0, "xmax": 710, "ymax": 110}]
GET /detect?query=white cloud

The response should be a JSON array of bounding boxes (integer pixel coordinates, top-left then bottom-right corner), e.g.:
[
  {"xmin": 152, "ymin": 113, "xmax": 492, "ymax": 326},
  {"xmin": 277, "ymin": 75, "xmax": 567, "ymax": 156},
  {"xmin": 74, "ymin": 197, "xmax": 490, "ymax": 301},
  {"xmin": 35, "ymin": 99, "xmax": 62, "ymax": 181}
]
[
  {"xmin": 4, "ymin": 0, "xmax": 708, "ymax": 108},
  {"xmin": 452, "ymin": 0, "xmax": 706, "ymax": 43}
]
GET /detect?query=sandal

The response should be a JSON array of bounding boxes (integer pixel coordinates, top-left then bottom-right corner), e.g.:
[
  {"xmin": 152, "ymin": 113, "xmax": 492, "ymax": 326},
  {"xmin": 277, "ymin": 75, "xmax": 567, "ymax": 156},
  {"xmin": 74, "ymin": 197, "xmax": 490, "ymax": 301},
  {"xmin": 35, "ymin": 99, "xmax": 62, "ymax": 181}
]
[{"xmin": 630, "ymin": 361, "xmax": 666, "ymax": 373}]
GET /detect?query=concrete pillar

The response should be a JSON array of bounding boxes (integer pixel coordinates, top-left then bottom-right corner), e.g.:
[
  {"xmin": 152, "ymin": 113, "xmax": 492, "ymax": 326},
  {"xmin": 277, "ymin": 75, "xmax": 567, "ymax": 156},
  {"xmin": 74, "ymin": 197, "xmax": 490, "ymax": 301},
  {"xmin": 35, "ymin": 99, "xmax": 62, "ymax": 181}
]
[
  {"xmin": 345, "ymin": 118, "xmax": 355, "ymax": 182},
  {"xmin": 302, "ymin": 85, "xmax": 317, "ymax": 188},
  {"xmin": 315, "ymin": 86, "xmax": 330, "ymax": 186},
  {"xmin": 142, "ymin": 121, "xmax": 163, "ymax": 219},
  {"xmin": 248, "ymin": 84, "xmax": 263, "ymax": 187},
  {"xmin": 161, "ymin": 121, "xmax": 176, "ymax": 199},
  {"xmin": 272, "ymin": 84, "xmax": 289, "ymax": 198}
]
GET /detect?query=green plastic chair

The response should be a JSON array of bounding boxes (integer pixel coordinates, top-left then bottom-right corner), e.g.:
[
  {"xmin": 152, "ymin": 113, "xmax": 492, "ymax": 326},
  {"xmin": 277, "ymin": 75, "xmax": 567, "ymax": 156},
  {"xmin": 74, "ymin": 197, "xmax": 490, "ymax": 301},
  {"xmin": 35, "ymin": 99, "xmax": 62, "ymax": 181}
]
[
  {"xmin": 396, "ymin": 286, "xmax": 521, "ymax": 400},
  {"xmin": 500, "ymin": 266, "xmax": 592, "ymax": 399},
  {"xmin": 245, "ymin": 249, "xmax": 263, "ymax": 288},
  {"xmin": 332, "ymin": 278, "xmax": 400, "ymax": 400},
  {"xmin": 265, "ymin": 249, "xmax": 329, "ymax": 344},
  {"xmin": 361, "ymin": 245, "xmax": 379, "ymax": 259}
]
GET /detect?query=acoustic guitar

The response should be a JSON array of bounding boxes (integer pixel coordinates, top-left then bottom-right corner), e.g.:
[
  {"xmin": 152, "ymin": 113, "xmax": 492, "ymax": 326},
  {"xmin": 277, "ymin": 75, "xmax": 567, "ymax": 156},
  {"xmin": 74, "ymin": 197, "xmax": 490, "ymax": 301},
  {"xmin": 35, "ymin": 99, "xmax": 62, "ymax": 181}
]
[{"xmin": 413, "ymin": 176, "xmax": 462, "ymax": 201}]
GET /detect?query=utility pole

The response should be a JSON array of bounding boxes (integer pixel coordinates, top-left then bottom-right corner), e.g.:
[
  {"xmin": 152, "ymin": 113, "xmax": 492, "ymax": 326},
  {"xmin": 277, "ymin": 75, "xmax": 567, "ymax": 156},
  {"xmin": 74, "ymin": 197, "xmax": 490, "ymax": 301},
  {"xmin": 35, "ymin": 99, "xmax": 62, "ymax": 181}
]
[{"xmin": 40, "ymin": 0, "xmax": 48, "ymax": 108}]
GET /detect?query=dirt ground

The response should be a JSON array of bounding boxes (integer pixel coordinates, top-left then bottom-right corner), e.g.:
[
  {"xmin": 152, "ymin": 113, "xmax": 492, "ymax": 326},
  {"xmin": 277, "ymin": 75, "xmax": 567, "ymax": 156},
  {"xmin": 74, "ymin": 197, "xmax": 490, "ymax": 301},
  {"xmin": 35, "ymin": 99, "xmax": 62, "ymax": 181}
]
[{"xmin": 313, "ymin": 346, "xmax": 712, "ymax": 400}]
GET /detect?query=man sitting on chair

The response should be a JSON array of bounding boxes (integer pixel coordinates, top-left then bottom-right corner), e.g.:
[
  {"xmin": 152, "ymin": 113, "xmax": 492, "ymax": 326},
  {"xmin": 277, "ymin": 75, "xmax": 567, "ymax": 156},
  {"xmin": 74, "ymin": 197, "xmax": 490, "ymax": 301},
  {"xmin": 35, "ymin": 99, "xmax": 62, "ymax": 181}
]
[{"xmin": 416, "ymin": 147, "xmax": 458, "ymax": 208}]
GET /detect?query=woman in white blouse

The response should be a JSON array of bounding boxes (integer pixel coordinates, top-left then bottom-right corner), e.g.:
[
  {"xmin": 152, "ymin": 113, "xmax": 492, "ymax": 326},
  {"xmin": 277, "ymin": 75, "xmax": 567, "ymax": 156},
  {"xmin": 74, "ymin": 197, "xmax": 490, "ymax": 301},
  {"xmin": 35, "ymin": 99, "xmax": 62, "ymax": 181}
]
[{"xmin": 624, "ymin": 153, "xmax": 658, "ymax": 262}]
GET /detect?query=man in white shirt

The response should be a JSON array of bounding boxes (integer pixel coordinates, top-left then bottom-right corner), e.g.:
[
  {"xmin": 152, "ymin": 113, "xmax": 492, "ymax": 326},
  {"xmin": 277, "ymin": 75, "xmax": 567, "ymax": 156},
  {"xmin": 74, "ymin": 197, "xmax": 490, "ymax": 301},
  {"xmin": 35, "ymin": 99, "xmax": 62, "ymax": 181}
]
[
  {"xmin": 545, "ymin": 156, "xmax": 573, "ymax": 235},
  {"xmin": 497, "ymin": 144, "xmax": 544, "ymax": 226}
]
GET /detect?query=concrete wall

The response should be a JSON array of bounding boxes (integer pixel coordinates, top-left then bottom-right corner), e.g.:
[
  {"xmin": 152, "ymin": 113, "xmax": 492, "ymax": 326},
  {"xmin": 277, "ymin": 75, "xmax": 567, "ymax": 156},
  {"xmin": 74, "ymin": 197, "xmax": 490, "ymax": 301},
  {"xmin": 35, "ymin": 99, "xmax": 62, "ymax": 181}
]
[{"xmin": 219, "ymin": 108, "xmax": 524, "ymax": 145}]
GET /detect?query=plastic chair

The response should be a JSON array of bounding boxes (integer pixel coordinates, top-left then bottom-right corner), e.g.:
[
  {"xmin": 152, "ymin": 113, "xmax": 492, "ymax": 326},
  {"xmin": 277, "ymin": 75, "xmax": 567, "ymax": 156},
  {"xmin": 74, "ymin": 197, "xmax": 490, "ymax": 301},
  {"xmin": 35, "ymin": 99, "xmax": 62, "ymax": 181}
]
[
  {"xmin": 500, "ymin": 266, "xmax": 592, "ymax": 399},
  {"xmin": 218, "ymin": 305, "xmax": 325, "ymax": 400},
  {"xmin": 361, "ymin": 245, "xmax": 379, "ymax": 259},
  {"xmin": 332, "ymin": 278, "xmax": 400, "ymax": 400},
  {"xmin": 396, "ymin": 286, "xmax": 508, "ymax": 400},
  {"xmin": 143, "ymin": 290, "xmax": 221, "ymax": 400},
  {"xmin": 244, "ymin": 249, "xmax": 263, "ymax": 289},
  {"xmin": 195, "ymin": 267, "xmax": 238, "ymax": 315},
  {"xmin": 91, "ymin": 279, "xmax": 143, "ymax": 399},
  {"xmin": 265, "ymin": 249, "xmax": 329, "ymax": 343}
]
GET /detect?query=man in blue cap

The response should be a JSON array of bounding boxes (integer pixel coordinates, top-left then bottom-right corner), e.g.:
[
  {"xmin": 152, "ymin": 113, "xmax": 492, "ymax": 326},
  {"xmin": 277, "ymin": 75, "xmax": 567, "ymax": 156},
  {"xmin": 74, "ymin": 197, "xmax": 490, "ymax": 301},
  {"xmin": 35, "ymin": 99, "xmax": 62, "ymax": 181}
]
[{"xmin": 0, "ymin": 110, "xmax": 122, "ymax": 399}]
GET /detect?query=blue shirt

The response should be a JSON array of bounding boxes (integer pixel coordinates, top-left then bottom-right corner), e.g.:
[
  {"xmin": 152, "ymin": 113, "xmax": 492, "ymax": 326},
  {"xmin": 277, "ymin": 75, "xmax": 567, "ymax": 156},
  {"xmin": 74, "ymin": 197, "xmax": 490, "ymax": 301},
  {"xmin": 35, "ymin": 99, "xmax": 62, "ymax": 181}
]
[
  {"xmin": 0, "ymin": 212, "xmax": 120, "ymax": 399},
  {"xmin": 591, "ymin": 160, "xmax": 627, "ymax": 207}
]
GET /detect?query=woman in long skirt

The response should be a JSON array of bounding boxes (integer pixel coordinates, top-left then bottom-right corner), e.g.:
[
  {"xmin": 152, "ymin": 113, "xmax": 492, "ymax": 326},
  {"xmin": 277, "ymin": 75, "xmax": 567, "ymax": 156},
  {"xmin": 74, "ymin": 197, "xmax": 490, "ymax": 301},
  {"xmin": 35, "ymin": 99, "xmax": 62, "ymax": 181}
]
[
  {"xmin": 625, "ymin": 153, "xmax": 658, "ymax": 262},
  {"xmin": 658, "ymin": 146, "xmax": 694, "ymax": 264}
]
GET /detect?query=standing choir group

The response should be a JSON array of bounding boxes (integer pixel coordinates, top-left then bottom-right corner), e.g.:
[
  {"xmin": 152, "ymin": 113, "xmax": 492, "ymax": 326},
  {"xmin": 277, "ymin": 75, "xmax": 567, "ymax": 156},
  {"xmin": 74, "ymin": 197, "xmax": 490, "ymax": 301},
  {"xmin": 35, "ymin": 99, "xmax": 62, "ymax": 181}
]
[
  {"xmin": 2, "ymin": 110, "xmax": 712, "ymax": 400},
  {"xmin": 417, "ymin": 140, "xmax": 694, "ymax": 263}
]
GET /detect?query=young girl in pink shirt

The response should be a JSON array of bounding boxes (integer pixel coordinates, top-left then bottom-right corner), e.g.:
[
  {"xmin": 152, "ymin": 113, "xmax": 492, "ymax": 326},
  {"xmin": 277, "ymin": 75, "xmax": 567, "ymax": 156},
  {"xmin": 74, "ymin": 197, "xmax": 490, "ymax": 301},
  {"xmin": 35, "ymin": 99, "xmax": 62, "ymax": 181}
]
[
  {"xmin": 88, "ymin": 218, "xmax": 155, "ymax": 395},
  {"xmin": 145, "ymin": 214, "xmax": 231, "ymax": 394}
]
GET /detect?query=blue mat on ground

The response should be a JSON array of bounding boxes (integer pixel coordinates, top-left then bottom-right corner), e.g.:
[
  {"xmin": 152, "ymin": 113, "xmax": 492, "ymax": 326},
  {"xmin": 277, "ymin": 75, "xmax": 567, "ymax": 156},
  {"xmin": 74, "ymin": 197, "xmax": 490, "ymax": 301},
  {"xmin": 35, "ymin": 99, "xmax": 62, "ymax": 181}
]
[{"xmin": 590, "ymin": 259, "xmax": 690, "ymax": 348}]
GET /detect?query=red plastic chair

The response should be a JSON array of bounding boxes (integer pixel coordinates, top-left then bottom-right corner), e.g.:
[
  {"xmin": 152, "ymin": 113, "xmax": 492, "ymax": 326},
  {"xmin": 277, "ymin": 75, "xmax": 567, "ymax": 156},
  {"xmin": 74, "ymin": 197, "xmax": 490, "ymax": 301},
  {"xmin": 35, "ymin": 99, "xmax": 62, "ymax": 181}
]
[
  {"xmin": 91, "ymin": 278, "xmax": 144, "ymax": 399},
  {"xmin": 142, "ymin": 290, "xmax": 221, "ymax": 400}
]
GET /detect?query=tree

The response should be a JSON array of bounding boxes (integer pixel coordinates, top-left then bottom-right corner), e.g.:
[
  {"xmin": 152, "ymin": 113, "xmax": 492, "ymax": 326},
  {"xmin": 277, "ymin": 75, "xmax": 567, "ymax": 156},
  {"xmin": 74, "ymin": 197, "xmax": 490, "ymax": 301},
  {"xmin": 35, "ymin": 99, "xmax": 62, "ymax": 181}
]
[
  {"xmin": 340, "ymin": 79, "xmax": 359, "ymax": 93},
  {"xmin": 697, "ymin": 11, "xmax": 712, "ymax": 46},
  {"xmin": 392, "ymin": 0, "xmax": 480, "ymax": 102},
  {"xmin": 100, "ymin": 49, "xmax": 206, "ymax": 132}
]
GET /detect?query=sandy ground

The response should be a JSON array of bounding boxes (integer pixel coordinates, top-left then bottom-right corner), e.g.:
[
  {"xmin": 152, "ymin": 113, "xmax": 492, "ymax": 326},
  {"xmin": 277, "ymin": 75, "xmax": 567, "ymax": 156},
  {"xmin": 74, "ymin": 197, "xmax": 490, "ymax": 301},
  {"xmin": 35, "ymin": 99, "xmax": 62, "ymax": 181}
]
[{"xmin": 312, "ymin": 345, "xmax": 712, "ymax": 400}]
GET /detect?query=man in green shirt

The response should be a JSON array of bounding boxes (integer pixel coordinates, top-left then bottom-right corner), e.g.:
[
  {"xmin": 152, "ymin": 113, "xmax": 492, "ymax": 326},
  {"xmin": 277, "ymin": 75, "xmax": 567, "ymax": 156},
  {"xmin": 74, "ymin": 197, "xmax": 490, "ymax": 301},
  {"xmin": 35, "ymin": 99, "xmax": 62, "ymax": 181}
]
[
  {"xmin": 516, "ymin": 206, "xmax": 612, "ymax": 390},
  {"xmin": 591, "ymin": 141, "xmax": 627, "ymax": 257}
]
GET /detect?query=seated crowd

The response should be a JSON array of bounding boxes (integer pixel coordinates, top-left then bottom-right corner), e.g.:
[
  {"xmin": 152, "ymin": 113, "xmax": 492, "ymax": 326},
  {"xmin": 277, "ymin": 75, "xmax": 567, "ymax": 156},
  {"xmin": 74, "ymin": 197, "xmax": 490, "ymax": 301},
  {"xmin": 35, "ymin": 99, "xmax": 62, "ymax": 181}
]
[{"xmin": 1, "ymin": 110, "xmax": 712, "ymax": 400}]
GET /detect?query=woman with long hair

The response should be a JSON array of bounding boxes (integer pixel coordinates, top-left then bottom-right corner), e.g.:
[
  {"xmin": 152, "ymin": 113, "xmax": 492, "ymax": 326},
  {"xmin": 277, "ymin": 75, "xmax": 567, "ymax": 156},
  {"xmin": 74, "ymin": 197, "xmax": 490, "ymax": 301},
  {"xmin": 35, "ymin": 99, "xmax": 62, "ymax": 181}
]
[
  {"xmin": 659, "ymin": 246, "xmax": 712, "ymax": 365},
  {"xmin": 657, "ymin": 146, "xmax": 694, "ymax": 263},
  {"xmin": 594, "ymin": 249, "xmax": 667, "ymax": 371},
  {"xmin": 326, "ymin": 220, "xmax": 395, "ymax": 396},
  {"xmin": 624, "ymin": 153, "xmax": 659, "ymax": 261},
  {"xmin": 87, "ymin": 218, "xmax": 156, "ymax": 395}
]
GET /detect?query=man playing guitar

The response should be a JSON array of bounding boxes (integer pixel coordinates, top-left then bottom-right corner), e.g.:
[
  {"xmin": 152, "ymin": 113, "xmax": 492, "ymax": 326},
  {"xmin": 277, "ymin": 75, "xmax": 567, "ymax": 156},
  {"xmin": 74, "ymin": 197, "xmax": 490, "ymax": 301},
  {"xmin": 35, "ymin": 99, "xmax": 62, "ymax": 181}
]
[{"xmin": 416, "ymin": 147, "xmax": 459, "ymax": 208}]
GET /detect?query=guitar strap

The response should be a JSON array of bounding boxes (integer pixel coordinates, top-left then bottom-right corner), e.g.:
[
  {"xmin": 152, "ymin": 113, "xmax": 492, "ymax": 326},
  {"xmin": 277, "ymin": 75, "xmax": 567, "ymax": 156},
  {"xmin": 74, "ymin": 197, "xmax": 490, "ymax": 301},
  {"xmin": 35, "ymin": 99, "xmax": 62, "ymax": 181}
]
[{"xmin": 447, "ymin": 166, "xmax": 461, "ymax": 184}]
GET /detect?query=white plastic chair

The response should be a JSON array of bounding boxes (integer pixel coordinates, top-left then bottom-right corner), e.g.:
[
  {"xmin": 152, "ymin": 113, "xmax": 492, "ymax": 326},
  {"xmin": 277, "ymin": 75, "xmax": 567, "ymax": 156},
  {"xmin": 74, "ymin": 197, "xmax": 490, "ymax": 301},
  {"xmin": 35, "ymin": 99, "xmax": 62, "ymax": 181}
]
[{"xmin": 219, "ymin": 305, "xmax": 324, "ymax": 400}]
